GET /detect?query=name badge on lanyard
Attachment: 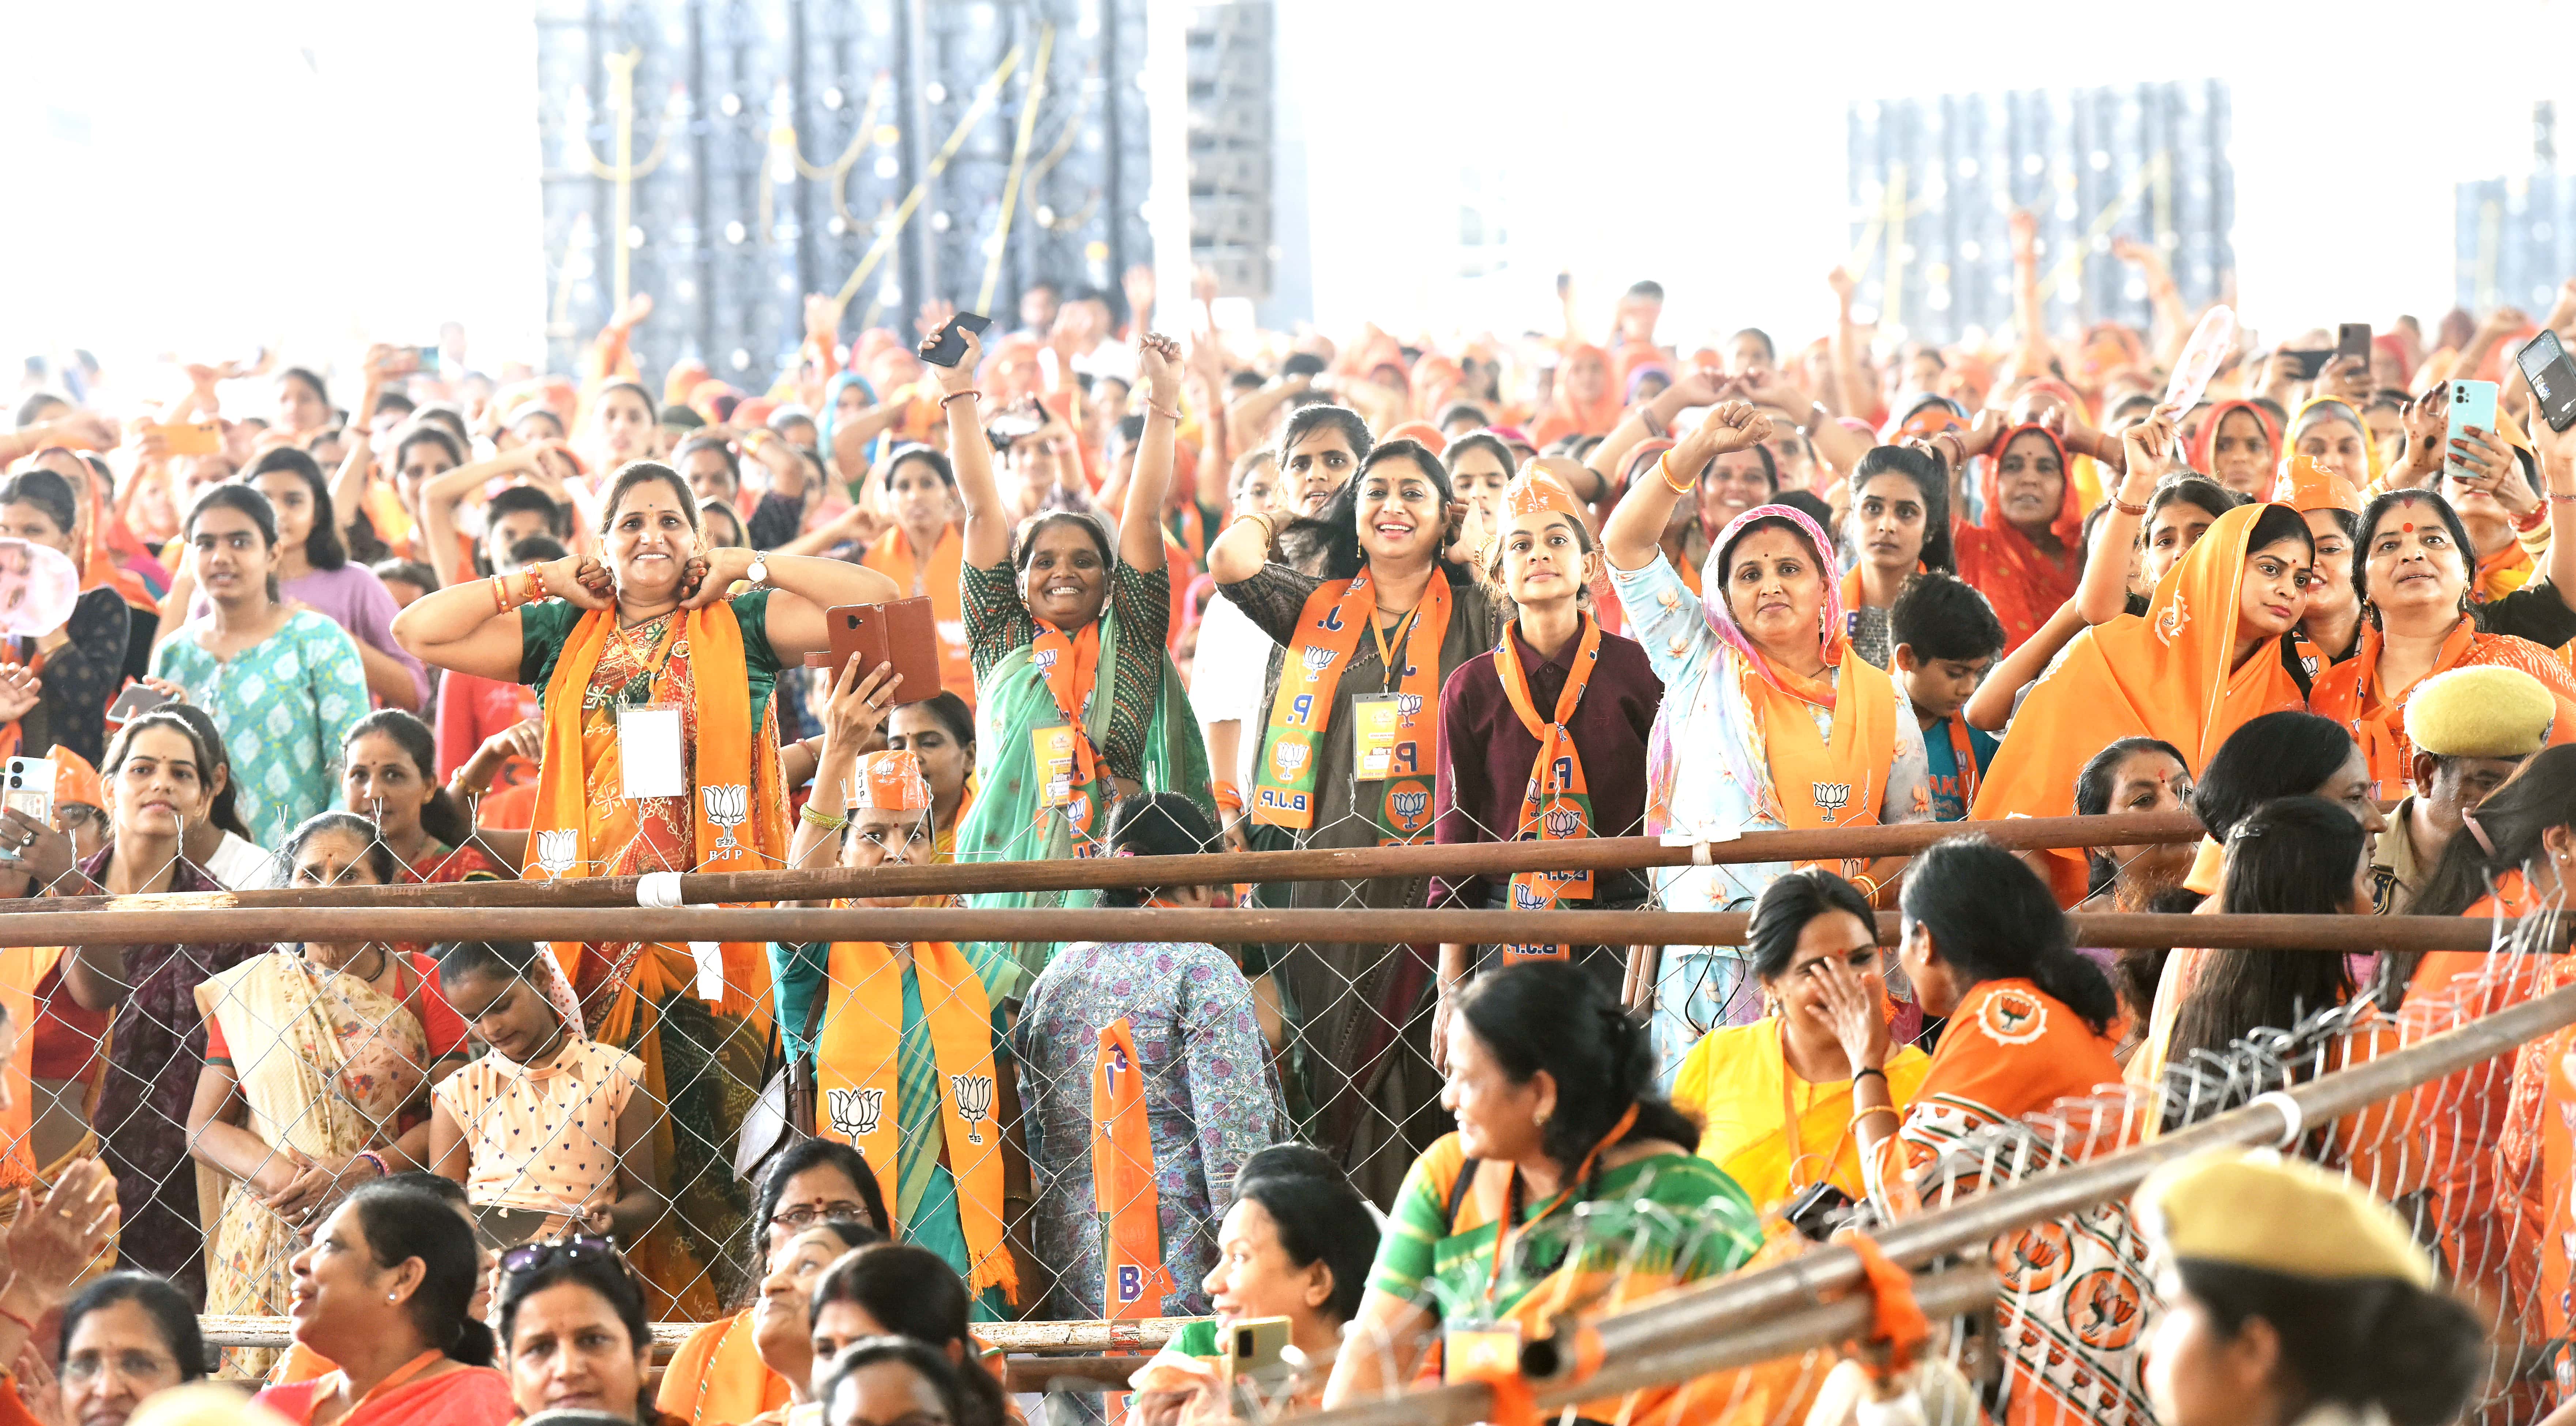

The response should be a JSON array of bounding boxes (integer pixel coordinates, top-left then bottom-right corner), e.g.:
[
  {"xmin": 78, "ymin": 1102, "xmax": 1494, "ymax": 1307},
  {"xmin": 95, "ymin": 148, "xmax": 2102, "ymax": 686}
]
[
  {"xmin": 1033, "ymin": 723, "xmax": 1080, "ymax": 807},
  {"xmin": 618, "ymin": 703, "xmax": 686, "ymax": 800},
  {"xmin": 1441, "ymin": 1318, "xmax": 1523, "ymax": 1384},
  {"xmin": 1351, "ymin": 694, "xmax": 1406, "ymax": 781}
]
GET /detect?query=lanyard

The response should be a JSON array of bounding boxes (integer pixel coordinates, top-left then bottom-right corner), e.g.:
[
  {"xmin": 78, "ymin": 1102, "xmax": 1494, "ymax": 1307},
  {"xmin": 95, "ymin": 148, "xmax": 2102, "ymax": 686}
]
[
  {"xmin": 1483, "ymin": 1103, "xmax": 1638, "ymax": 1304},
  {"xmin": 1368, "ymin": 605, "xmax": 1417, "ymax": 679}
]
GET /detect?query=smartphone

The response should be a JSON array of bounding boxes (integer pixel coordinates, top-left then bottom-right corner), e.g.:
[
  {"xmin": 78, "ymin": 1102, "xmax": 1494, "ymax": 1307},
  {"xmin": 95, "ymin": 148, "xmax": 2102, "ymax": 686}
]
[
  {"xmin": 410, "ymin": 345, "xmax": 442, "ymax": 374},
  {"xmin": 0, "ymin": 757, "xmax": 54, "ymax": 861},
  {"xmin": 154, "ymin": 420, "xmax": 222, "ymax": 456},
  {"xmin": 806, "ymin": 598, "xmax": 945, "ymax": 703},
  {"xmin": 2445, "ymin": 379, "xmax": 2500, "ymax": 482},
  {"xmin": 2516, "ymin": 330, "xmax": 2576, "ymax": 433},
  {"xmin": 1221, "ymin": 1315, "xmax": 1292, "ymax": 1393},
  {"xmin": 473, "ymin": 1205, "xmax": 554, "ymax": 1251},
  {"xmin": 105, "ymin": 683, "xmax": 172, "ymax": 729},
  {"xmin": 2279, "ymin": 348, "xmax": 2332, "ymax": 381},
  {"xmin": 920, "ymin": 312, "xmax": 994, "ymax": 369},
  {"xmin": 2335, "ymin": 323, "xmax": 2373, "ymax": 372}
]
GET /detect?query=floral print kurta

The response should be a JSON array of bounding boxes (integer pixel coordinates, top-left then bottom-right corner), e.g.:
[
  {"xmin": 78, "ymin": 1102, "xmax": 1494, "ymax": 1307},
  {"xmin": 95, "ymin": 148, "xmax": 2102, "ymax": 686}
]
[
  {"xmin": 1012, "ymin": 939, "xmax": 1288, "ymax": 1321},
  {"xmin": 152, "ymin": 610, "xmax": 368, "ymax": 845}
]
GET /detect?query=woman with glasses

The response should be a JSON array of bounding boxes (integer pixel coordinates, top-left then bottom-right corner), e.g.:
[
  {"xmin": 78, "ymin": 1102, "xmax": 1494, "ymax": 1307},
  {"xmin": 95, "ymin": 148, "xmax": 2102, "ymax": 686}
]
[
  {"xmin": 498, "ymin": 1237, "xmax": 683, "ymax": 1426},
  {"xmin": 660, "ymin": 1142, "xmax": 890, "ymax": 1426},
  {"xmin": 53, "ymin": 1272, "xmax": 208, "ymax": 1426},
  {"xmin": 251, "ymin": 1181, "xmax": 509, "ymax": 1426}
]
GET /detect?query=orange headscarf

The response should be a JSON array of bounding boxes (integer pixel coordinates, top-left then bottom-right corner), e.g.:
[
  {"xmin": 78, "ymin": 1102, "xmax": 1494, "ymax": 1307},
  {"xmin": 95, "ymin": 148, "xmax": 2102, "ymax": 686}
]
[
  {"xmin": 1972, "ymin": 502, "xmax": 2312, "ymax": 903},
  {"xmin": 2270, "ymin": 454, "xmax": 2361, "ymax": 514},
  {"xmin": 1410, "ymin": 353, "xmax": 1465, "ymax": 419},
  {"xmin": 1529, "ymin": 344, "xmax": 1623, "ymax": 449},
  {"xmin": 1951, "ymin": 425, "xmax": 2083, "ymax": 654},
  {"xmin": 67, "ymin": 462, "xmax": 155, "ymax": 611},
  {"xmin": 1381, "ymin": 421, "xmax": 1447, "ymax": 456}
]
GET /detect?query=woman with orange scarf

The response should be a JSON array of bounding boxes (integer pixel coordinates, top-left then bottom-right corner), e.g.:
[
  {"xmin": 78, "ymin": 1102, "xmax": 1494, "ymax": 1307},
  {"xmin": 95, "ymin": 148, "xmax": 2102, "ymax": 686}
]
[
  {"xmin": 1603, "ymin": 404, "xmax": 1932, "ymax": 1075},
  {"xmin": 1949, "ymin": 421, "xmax": 2084, "ymax": 654},
  {"xmin": 393, "ymin": 459, "xmax": 897, "ymax": 1315},
  {"xmin": 2308, "ymin": 486, "xmax": 2576, "ymax": 800},
  {"xmin": 1528, "ymin": 344, "xmax": 1623, "ymax": 449},
  {"xmin": 851, "ymin": 445, "xmax": 975, "ymax": 708},
  {"xmin": 1973, "ymin": 501, "xmax": 2316, "ymax": 905},
  {"xmin": 2191, "ymin": 398, "xmax": 2281, "ymax": 498},
  {"xmin": 2408, "ymin": 747, "xmax": 2576, "ymax": 1419}
]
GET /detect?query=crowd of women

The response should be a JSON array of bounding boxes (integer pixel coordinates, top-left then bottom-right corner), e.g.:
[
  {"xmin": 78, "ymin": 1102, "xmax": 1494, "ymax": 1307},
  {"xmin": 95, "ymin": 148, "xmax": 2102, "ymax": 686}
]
[{"xmin": 0, "ymin": 245, "xmax": 2570, "ymax": 1426}]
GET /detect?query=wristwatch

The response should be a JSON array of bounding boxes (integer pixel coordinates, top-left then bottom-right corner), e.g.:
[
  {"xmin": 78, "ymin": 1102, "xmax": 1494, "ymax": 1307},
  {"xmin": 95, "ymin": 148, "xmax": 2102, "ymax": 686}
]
[{"xmin": 745, "ymin": 555, "xmax": 770, "ymax": 589}]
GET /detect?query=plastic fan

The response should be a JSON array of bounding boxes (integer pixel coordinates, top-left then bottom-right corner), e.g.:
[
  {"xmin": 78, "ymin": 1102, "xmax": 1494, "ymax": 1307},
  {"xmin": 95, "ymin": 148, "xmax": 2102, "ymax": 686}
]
[{"xmin": 2160, "ymin": 306, "xmax": 2238, "ymax": 415}]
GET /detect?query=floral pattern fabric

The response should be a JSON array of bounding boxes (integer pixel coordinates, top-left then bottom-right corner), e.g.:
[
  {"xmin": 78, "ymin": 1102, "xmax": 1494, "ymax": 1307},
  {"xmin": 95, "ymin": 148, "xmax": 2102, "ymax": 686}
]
[{"xmin": 151, "ymin": 611, "xmax": 369, "ymax": 845}]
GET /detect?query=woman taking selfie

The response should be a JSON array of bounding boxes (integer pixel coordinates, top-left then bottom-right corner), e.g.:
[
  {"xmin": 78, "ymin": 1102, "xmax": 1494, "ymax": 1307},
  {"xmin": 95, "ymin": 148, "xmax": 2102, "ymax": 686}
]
[
  {"xmin": 1604, "ymin": 402, "xmax": 1929, "ymax": 1073},
  {"xmin": 396, "ymin": 457, "xmax": 897, "ymax": 1305},
  {"xmin": 187, "ymin": 811, "xmax": 471, "ymax": 1374},
  {"xmin": 937, "ymin": 328, "xmax": 1210, "ymax": 1000}
]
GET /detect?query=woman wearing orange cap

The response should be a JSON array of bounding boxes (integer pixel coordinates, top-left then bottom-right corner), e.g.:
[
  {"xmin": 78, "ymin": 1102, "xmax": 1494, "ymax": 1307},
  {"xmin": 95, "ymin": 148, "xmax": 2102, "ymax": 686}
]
[
  {"xmin": 2270, "ymin": 455, "xmax": 2366, "ymax": 666},
  {"xmin": 2306, "ymin": 481, "xmax": 2576, "ymax": 800},
  {"xmin": 1972, "ymin": 501, "xmax": 2316, "ymax": 904}
]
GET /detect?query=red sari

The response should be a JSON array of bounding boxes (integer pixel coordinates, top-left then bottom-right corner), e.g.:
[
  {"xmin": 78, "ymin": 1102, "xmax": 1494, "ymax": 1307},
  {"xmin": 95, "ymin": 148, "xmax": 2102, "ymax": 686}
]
[{"xmin": 1952, "ymin": 425, "xmax": 2083, "ymax": 654}]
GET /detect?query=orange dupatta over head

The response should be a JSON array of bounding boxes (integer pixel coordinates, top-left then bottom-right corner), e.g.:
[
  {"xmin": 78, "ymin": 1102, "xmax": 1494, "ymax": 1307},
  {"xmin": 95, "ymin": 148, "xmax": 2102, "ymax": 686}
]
[
  {"xmin": 1952, "ymin": 424, "xmax": 2082, "ymax": 654},
  {"xmin": 524, "ymin": 603, "xmax": 786, "ymax": 1023},
  {"xmin": 1972, "ymin": 502, "xmax": 2311, "ymax": 903}
]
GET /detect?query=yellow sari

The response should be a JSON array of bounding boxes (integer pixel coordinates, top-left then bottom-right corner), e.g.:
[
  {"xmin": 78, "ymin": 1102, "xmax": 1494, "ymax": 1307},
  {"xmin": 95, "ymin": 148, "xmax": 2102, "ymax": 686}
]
[
  {"xmin": 193, "ymin": 951, "xmax": 433, "ymax": 1377},
  {"xmin": 1669, "ymin": 1020, "xmax": 1931, "ymax": 1217}
]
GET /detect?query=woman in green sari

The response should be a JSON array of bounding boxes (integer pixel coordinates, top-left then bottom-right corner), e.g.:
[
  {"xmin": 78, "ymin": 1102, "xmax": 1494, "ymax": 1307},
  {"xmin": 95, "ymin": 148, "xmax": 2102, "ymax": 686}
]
[
  {"xmin": 1323, "ymin": 961, "xmax": 1760, "ymax": 1422},
  {"xmin": 933, "ymin": 327, "xmax": 1212, "ymax": 999}
]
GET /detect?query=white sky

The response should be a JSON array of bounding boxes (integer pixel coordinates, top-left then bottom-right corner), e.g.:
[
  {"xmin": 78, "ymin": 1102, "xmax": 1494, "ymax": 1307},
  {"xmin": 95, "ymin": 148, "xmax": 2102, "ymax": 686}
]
[{"xmin": 4, "ymin": 0, "xmax": 2571, "ymax": 397}]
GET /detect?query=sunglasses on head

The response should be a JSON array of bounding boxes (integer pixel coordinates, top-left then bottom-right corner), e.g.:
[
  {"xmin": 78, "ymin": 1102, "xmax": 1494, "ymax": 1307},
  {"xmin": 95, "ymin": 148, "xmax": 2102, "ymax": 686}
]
[{"xmin": 498, "ymin": 1234, "xmax": 619, "ymax": 1278}]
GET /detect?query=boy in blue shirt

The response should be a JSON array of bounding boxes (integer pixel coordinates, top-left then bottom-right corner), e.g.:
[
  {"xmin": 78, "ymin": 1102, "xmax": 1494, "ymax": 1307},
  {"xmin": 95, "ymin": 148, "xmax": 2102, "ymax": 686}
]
[{"xmin": 1890, "ymin": 573, "xmax": 2005, "ymax": 821}]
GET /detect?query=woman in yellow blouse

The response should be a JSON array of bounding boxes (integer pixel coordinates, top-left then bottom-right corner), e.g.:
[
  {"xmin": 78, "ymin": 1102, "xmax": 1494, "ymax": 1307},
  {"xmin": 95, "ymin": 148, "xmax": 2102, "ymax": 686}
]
[{"xmin": 1669, "ymin": 869, "xmax": 1929, "ymax": 1219}]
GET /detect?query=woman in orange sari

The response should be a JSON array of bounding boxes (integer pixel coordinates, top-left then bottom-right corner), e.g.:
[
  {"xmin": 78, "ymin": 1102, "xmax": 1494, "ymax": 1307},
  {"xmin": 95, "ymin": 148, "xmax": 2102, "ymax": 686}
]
[
  {"xmin": 1849, "ymin": 837, "xmax": 2142, "ymax": 1426},
  {"xmin": 1528, "ymin": 344, "xmax": 1623, "ymax": 449},
  {"xmin": 2308, "ymin": 486, "xmax": 2576, "ymax": 800},
  {"xmin": 1974, "ymin": 501, "xmax": 2316, "ymax": 904},
  {"xmin": 252, "ymin": 1183, "xmax": 510, "ymax": 1426},
  {"xmin": 1949, "ymin": 422, "xmax": 2083, "ymax": 654},
  {"xmin": 393, "ymin": 459, "xmax": 897, "ymax": 1314},
  {"xmin": 2413, "ymin": 748, "xmax": 2576, "ymax": 1418}
]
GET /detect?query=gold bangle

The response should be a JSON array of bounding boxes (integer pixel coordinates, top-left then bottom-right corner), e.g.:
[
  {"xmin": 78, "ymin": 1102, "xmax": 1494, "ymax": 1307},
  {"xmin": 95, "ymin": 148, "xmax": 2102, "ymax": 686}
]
[
  {"xmin": 1849, "ymin": 1104, "xmax": 1900, "ymax": 1132},
  {"xmin": 1851, "ymin": 873, "xmax": 1879, "ymax": 901},
  {"xmin": 1658, "ymin": 452, "xmax": 1693, "ymax": 496},
  {"xmin": 939, "ymin": 390, "xmax": 981, "ymax": 409},
  {"xmin": 799, "ymin": 803, "xmax": 848, "ymax": 832}
]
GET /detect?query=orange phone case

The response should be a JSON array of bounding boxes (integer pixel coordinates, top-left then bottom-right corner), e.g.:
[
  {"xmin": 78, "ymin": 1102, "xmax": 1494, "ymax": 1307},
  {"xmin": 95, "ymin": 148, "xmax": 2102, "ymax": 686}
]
[
  {"xmin": 808, "ymin": 598, "xmax": 945, "ymax": 703},
  {"xmin": 157, "ymin": 421, "xmax": 221, "ymax": 456}
]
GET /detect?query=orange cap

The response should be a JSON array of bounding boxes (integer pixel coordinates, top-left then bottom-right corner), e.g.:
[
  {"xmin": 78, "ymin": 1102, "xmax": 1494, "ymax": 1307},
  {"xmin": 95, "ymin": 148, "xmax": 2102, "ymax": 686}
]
[
  {"xmin": 2270, "ymin": 454, "xmax": 2362, "ymax": 514},
  {"xmin": 855, "ymin": 750, "xmax": 933, "ymax": 811},
  {"xmin": 1502, "ymin": 470, "xmax": 1583, "ymax": 520},
  {"xmin": 49, "ymin": 744, "xmax": 103, "ymax": 811},
  {"xmin": 1381, "ymin": 420, "xmax": 1447, "ymax": 456}
]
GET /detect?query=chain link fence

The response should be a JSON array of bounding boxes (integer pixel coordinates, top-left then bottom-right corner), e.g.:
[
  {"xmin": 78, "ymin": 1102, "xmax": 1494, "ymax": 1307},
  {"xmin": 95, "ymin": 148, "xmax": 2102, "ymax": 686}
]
[{"xmin": 5, "ymin": 769, "xmax": 2563, "ymax": 1421}]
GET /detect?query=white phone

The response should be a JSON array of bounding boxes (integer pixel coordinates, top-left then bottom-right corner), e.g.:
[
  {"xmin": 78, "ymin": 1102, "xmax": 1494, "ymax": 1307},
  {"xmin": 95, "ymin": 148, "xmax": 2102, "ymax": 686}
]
[{"xmin": 1, "ymin": 756, "xmax": 54, "ymax": 860}]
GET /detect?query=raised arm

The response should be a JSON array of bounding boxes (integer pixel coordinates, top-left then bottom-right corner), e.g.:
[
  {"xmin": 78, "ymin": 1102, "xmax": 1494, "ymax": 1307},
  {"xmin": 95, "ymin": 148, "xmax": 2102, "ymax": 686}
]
[
  {"xmin": 394, "ymin": 552, "xmax": 610, "ymax": 680},
  {"xmin": 1963, "ymin": 595, "xmax": 2089, "ymax": 733},
  {"xmin": 1226, "ymin": 371, "xmax": 1309, "ymax": 457},
  {"xmin": 2534, "ymin": 411, "xmax": 2576, "ymax": 610},
  {"xmin": 1603, "ymin": 402, "xmax": 1773, "ymax": 571},
  {"xmin": 933, "ymin": 329, "xmax": 1013, "ymax": 570},
  {"xmin": 1827, "ymin": 267, "xmax": 1876, "ymax": 423},
  {"xmin": 2009, "ymin": 209, "xmax": 2053, "ymax": 375},
  {"xmin": 2075, "ymin": 415, "xmax": 2177, "ymax": 625},
  {"xmin": 1116, "ymin": 334, "xmax": 1187, "ymax": 572},
  {"xmin": 1588, "ymin": 371, "xmax": 1725, "ymax": 496}
]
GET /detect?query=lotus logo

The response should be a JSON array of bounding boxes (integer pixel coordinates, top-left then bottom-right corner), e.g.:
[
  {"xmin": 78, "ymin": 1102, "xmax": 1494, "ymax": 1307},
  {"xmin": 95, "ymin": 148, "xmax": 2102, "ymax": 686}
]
[
  {"xmin": 535, "ymin": 828, "xmax": 579, "ymax": 879},
  {"xmin": 1812, "ymin": 783, "xmax": 1852, "ymax": 818},
  {"xmin": 1035, "ymin": 646, "xmax": 1058, "ymax": 677},
  {"xmin": 1389, "ymin": 788, "xmax": 1428, "ymax": 823},
  {"xmin": 702, "ymin": 783, "xmax": 749, "ymax": 852},
  {"xmin": 1540, "ymin": 806, "xmax": 1580, "ymax": 839},
  {"xmin": 828, "ymin": 1087, "xmax": 885, "ymax": 1138},
  {"xmin": 1273, "ymin": 742, "xmax": 1308, "ymax": 777},
  {"xmin": 1396, "ymin": 693, "xmax": 1422, "ymax": 717},
  {"xmin": 950, "ymin": 1073, "xmax": 995, "ymax": 1145},
  {"xmin": 1300, "ymin": 644, "xmax": 1337, "ymax": 675},
  {"xmin": 1512, "ymin": 883, "xmax": 1546, "ymax": 910}
]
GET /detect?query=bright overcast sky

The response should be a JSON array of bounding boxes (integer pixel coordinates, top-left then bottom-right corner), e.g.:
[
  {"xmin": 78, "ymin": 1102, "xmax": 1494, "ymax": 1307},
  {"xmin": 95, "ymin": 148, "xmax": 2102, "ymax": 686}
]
[{"xmin": 5, "ymin": 0, "xmax": 2572, "ymax": 394}]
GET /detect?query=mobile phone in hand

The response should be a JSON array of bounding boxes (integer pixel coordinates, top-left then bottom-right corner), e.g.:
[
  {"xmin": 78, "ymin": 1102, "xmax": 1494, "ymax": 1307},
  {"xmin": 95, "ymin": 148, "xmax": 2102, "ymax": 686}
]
[
  {"xmin": 2335, "ymin": 323, "xmax": 2373, "ymax": 372},
  {"xmin": 0, "ymin": 757, "xmax": 54, "ymax": 861},
  {"xmin": 2445, "ymin": 379, "xmax": 2500, "ymax": 481},
  {"xmin": 921, "ymin": 313, "xmax": 994, "ymax": 369},
  {"xmin": 154, "ymin": 420, "xmax": 222, "ymax": 456},
  {"xmin": 2516, "ymin": 330, "xmax": 2576, "ymax": 433},
  {"xmin": 2281, "ymin": 349, "xmax": 2332, "ymax": 381}
]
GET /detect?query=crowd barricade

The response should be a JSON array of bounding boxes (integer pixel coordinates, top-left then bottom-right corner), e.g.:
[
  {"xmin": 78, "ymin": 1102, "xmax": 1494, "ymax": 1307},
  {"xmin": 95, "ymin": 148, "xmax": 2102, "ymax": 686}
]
[{"xmin": 0, "ymin": 808, "xmax": 2563, "ymax": 1414}]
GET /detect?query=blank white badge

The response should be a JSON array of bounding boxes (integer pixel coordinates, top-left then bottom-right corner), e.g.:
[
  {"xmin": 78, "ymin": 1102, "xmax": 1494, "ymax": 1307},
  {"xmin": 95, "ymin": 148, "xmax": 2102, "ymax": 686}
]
[{"xmin": 619, "ymin": 705, "xmax": 686, "ymax": 800}]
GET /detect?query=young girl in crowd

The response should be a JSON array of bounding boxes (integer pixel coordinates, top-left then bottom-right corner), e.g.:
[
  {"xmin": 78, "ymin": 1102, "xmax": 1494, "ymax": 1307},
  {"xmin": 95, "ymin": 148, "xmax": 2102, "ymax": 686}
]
[{"xmin": 1430, "ymin": 469, "xmax": 1662, "ymax": 1027}]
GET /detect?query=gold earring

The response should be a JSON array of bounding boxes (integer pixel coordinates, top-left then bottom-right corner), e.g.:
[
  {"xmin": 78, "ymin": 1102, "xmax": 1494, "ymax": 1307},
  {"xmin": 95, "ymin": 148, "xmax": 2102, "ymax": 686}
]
[{"xmin": 1535, "ymin": 1108, "xmax": 1551, "ymax": 1127}]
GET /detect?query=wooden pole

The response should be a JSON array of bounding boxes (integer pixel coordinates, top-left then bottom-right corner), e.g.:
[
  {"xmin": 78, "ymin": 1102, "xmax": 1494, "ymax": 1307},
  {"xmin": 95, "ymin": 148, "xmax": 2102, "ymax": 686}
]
[
  {"xmin": 12, "ymin": 811, "xmax": 2205, "ymax": 916},
  {"xmin": 0, "ymin": 905, "xmax": 2553, "ymax": 953}
]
